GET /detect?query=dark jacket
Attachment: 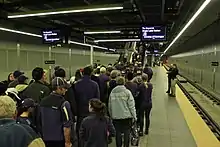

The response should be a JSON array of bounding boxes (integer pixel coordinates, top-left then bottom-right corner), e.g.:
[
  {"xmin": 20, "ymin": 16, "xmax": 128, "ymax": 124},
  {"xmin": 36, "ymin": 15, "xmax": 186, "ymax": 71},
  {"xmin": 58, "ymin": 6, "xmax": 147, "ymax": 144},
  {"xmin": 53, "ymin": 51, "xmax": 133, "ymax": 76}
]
[
  {"xmin": 65, "ymin": 87, "xmax": 77, "ymax": 117},
  {"xmin": 40, "ymin": 93, "xmax": 73, "ymax": 141},
  {"xmin": 125, "ymin": 81, "xmax": 138, "ymax": 97},
  {"xmin": 170, "ymin": 68, "xmax": 179, "ymax": 79},
  {"xmin": 0, "ymin": 118, "xmax": 45, "ymax": 147},
  {"xmin": 22, "ymin": 81, "xmax": 51, "ymax": 103},
  {"xmin": 79, "ymin": 114, "xmax": 115, "ymax": 147},
  {"xmin": 125, "ymin": 81, "xmax": 138, "ymax": 108},
  {"xmin": 74, "ymin": 76, "xmax": 100, "ymax": 117},
  {"xmin": 91, "ymin": 75, "xmax": 100, "ymax": 86},
  {"xmin": 143, "ymin": 67, "xmax": 153, "ymax": 82},
  {"xmin": 99, "ymin": 74, "xmax": 109, "ymax": 103},
  {"xmin": 8, "ymin": 80, "xmax": 19, "ymax": 88},
  {"xmin": 138, "ymin": 82, "xmax": 153, "ymax": 107},
  {"xmin": 108, "ymin": 80, "xmax": 117, "ymax": 95}
]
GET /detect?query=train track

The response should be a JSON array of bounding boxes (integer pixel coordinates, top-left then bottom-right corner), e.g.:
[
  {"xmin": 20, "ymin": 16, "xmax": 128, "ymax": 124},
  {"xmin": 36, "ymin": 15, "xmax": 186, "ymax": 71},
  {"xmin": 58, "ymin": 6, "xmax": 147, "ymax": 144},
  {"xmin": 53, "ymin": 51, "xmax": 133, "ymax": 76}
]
[{"xmin": 164, "ymin": 65, "xmax": 220, "ymax": 140}]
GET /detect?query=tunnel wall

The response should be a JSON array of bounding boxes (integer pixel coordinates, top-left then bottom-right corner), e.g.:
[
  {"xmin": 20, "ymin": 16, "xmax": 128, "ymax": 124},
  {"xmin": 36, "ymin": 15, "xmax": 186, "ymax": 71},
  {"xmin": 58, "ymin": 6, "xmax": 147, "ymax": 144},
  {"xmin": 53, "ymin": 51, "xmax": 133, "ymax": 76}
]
[
  {"xmin": 0, "ymin": 31, "xmax": 119, "ymax": 81},
  {"xmin": 169, "ymin": 19, "xmax": 220, "ymax": 94}
]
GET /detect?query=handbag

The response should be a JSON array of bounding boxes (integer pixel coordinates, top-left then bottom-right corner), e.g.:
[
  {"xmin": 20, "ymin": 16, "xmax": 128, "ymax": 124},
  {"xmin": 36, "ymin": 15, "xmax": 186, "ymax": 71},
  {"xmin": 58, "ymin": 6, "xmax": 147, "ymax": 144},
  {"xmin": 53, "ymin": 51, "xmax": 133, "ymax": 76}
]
[{"xmin": 130, "ymin": 122, "xmax": 140, "ymax": 146}]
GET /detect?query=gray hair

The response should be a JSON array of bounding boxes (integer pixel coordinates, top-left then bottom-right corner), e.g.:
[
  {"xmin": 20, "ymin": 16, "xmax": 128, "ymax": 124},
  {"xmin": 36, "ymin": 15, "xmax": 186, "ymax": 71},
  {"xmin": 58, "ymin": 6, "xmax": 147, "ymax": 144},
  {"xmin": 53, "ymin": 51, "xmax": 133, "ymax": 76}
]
[
  {"xmin": 0, "ymin": 96, "xmax": 16, "ymax": 118},
  {"xmin": 110, "ymin": 70, "xmax": 121, "ymax": 79},
  {"xmin": 116, "ymin": 76, "xmax": 125, "ymax": 85}
]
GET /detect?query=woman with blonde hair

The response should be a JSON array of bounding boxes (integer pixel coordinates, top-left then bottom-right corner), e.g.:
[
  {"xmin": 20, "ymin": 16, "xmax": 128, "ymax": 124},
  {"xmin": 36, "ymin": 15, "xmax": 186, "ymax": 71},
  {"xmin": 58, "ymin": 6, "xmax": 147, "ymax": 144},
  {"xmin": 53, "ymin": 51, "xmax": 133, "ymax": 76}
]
[{"xmin": 137, "ymin": 73, "xmax": 153, "ymax": 136}]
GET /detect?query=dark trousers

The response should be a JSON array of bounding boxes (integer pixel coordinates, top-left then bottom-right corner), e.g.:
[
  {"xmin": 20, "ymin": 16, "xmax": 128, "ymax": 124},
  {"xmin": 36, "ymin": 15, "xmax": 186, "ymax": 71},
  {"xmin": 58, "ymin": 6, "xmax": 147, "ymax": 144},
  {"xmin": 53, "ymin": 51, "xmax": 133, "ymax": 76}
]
[
  {"xmin": 44, "ymin": 140, "xmax": 65, "ymax": 147},
  {"xmin": 113, "ymin": 119, "xmax": 132, "ymax": 147},
  {"xmin": 139, "ymin": 104, "xmax": 152, "ymax": 132},
  {"xmin": 76, "ymin": 116, "xmax": 86, "ymax": 147},
  {"xmin": 167, "ymin": 77, "xmax": 171, "ymax": 92}
]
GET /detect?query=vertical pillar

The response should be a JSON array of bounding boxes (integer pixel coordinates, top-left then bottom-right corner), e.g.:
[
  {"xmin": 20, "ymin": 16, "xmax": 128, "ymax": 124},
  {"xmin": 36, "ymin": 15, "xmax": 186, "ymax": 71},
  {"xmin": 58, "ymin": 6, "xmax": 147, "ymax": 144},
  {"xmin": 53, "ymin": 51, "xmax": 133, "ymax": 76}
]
[
  {"xmin": 17, "ymin": 43, "xmax": 20, "ymax": 70},
  {"xmin": 27, "ymin": 52, "xmax": 29, "ymax": 69},
  {"xmin": 6, "ymin": 50, "xmax": 9, "ymax": 71},
  {"xmin": 48, "ymin": 46, "xmax": 52, "ymax": 83},
  {"xmin": 68, "ymin": 48, "xmax": 72, "ymax": 78},
  {"xmin": 200, "ymin": 50, "xmax": 204, "ymax": 84},
  {"xmin": 152, "ymin": 55, "xmax": 155, "ymax": 67},
  {"xmin": 90, "ymin": 45, "xmax": 94, "ymax": 65},
  {"xmin": 213, "ymin": 46, "xmax": 217, "ymax": 90}
]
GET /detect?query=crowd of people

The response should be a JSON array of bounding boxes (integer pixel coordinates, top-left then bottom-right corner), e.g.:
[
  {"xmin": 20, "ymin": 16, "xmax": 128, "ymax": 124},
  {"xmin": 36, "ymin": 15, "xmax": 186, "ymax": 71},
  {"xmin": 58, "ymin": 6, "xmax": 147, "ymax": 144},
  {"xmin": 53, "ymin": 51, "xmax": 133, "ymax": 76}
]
[{"xmin": 0, "ymin": 61, "xmax": 155, "ymax": 147}]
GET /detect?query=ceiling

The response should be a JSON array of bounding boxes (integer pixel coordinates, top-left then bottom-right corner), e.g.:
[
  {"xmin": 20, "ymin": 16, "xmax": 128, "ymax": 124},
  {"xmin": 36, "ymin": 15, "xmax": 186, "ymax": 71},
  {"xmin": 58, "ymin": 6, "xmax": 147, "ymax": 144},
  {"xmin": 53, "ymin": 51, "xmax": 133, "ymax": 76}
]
[
  {"xmin": 0, "ymin": 0, "xmax": 189, "ymax": 51},
  {"xmin": 165, "ymin": 0, "xmax": 220, "ymax": 56}
]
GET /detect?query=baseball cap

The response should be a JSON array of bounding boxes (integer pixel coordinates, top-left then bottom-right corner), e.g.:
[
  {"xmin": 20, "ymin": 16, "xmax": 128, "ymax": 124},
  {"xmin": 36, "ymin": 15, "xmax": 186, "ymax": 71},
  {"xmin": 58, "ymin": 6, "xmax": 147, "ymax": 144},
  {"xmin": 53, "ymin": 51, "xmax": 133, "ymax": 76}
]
[
  {"xmin": 52, "ymin": 77, "xmax": 70, "ymax": 90},
  {"xmin": 21, "ymin": 98, "xmax": 36, "ymax": 108},
  {"xmin": 13, "ymin": 70, "xmax": 24, "ymax": 79}
]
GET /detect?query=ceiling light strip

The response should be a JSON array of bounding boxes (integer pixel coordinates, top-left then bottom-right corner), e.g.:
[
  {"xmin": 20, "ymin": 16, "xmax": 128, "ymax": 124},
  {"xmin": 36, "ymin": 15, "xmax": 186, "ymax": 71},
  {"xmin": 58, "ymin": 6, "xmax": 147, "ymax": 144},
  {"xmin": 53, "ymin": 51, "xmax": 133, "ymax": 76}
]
[
  {"xmin": 0, "ymin": 27, "xmax": 42, "ymax": 38},
  {"xmin": 163, "ymin": 0, "xmax": 212, "ymax": 54},
  {"xmin": 0, "ymin": 27, "xmax": 109, "ymax": 50},
  {"xmin": 94, "ymin": 39, "xmax": 141, "ymax": 42},
  {"xmin": 8, "ymin": 6, "xmax": 123, "ymax": 18},
  {"xmin": 84, "ymin": 31, "xmax": 121, "ymax": 35}
]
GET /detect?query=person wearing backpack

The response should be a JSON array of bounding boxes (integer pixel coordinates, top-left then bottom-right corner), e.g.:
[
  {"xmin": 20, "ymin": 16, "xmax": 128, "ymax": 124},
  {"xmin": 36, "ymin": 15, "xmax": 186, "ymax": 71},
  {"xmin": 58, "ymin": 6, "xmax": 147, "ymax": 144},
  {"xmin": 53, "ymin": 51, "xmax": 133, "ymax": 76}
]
[
  {"xmin": 79, "ymin": 99, "xmax": 115, "ymax": 147},
  {"xmin": 39, "ymin": 77, "xmax": 73, "ymax": 147}
]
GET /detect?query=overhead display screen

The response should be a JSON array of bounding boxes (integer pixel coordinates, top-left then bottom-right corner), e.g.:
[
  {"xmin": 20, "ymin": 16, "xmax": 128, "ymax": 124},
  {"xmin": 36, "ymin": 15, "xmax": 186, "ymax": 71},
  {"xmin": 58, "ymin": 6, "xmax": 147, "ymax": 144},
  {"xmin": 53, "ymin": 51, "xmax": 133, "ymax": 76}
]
[
  {"xmin": 42, "ymin": 29, "xmax": 62, "ymax": 44},
  {"xmin": 141, "ymin": 26, "xmax": 166, "ymax": 41}
]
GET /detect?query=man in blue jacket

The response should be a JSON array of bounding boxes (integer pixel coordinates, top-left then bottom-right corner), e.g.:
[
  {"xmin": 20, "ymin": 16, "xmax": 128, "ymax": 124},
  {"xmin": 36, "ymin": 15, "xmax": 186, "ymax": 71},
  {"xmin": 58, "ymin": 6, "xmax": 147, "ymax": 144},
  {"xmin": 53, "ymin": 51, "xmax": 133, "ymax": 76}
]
[{"xmin": 74, "ymin": 65, "xmax": 100, "ymax": 134}]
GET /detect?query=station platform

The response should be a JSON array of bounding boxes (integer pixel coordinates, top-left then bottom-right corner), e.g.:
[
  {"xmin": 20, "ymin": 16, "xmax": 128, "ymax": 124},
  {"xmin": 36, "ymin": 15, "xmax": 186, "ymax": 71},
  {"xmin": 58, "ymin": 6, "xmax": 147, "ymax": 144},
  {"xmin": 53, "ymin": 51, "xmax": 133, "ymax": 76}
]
[{"xmin": 110, "ymin": 66, "xmax": 220, "ymax": 147}]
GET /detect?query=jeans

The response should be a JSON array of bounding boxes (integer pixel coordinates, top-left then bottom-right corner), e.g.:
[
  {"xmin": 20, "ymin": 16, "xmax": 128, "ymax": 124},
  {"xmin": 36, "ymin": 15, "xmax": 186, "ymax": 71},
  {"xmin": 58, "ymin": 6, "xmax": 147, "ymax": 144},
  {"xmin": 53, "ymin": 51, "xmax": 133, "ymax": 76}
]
[
  {"xmin": 171, "ymin": 79, "xmax": 177, "ymax": 96},
  {"xmin": 139, "ymin": 104, "xmax": 152, "ymax": 132},
  {"xmin": 113, "ymin": 119, "xmax": 132, "ymax": 147}
]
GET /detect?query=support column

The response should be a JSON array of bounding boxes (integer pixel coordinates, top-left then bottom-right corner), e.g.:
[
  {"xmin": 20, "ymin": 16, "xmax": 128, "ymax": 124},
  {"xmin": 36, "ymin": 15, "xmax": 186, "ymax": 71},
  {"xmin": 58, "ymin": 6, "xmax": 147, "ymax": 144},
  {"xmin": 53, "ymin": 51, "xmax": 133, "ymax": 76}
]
[
  {"xmin": 48, "ymin": 46, "xmax": 52, "ymax": 83},
  {"xmin": 6, "ymin": 50, "xmax": 9, "ymax": 71},
  {"xmin": 17, "ymin": 43, "xmax": 20, "ymax": 70},
  {"xmin": 68, "ymin": 49, "xmax": 72, "ymax": 78},
  {"xmin": 90, "ymin": 45, "xmax": 94, "ymax": 65},
  {"xmin": 152, "ymin": 55, "xmax": 155, "ymax": 67}
]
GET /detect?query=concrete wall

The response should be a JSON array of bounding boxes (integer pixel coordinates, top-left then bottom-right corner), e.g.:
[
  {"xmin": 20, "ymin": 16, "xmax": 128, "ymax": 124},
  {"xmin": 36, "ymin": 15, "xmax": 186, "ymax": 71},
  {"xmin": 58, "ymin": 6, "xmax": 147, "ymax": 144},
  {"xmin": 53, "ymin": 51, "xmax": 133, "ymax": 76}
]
[
  {"xmin": 169, "ymin": 20, "xmax": 220, "ymax": 94},
  {"xmin": 0, "ymin": 31, "xmax": 119, "ymax": 81}
]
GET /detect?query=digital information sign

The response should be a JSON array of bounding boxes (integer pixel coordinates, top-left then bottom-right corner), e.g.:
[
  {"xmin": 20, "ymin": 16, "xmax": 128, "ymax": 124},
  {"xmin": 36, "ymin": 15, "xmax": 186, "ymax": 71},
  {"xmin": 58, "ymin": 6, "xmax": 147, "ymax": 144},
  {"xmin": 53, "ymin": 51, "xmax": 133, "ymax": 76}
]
[
  {"xmin": 141, "ymin": 26, "xmax": 166, "ymax": 41},
  {"xmin": 42, "ymin": 30, "xmax": 62, "ymax": 44}
]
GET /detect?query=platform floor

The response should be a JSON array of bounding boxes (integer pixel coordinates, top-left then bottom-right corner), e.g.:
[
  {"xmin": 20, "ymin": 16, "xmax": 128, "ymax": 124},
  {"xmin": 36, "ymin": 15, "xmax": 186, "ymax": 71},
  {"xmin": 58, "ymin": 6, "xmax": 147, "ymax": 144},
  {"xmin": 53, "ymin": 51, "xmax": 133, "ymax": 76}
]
[{"xmin": 110, "ymin": 67, "xmax": 197, "ymax": 147}]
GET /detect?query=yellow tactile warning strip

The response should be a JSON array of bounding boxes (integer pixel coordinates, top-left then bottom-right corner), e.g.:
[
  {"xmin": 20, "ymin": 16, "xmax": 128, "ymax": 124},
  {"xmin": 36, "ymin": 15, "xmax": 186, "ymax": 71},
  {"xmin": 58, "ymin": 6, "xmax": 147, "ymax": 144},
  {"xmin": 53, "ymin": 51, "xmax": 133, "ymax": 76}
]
[{"xmin": 163, "ymin": 67, "xmax": 220, "ymax": 147}]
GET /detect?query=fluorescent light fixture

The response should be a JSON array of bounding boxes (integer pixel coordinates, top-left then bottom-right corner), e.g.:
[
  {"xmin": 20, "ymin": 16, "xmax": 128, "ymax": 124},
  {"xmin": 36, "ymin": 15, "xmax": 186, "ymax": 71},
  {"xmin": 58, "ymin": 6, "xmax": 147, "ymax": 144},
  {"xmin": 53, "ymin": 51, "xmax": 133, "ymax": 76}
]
[
  {"xmin": 69, "ymin": 40, "xmax": 91, "ymax": 47},
  {"xmin": 0, "ymin": 26, "xmax": 109, "ymax": 50},
  {"xmin": 8, "ymin": 6, "xmax": 123, "ymax": 18},
  {"xmin": 163, "ymin": 0, "xmax": 211, "ymax": 54},
  {"xmin": 84, "ymin": 31, "xmax": 121, "ymax": 35},
  {"xmin": 94, "ymin": 39, "xmax": 140, "ymax": 42},
  {"xmin": 0, "ymin": 27, "xmax": 42, "ymax": 38},
  {"xmin": 93, "ymin": 45, "xmax": 108, "ymax": 50},
  {"xmin": 109, "ymin": 49, "xmax": 116, "ymax": 52}
]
